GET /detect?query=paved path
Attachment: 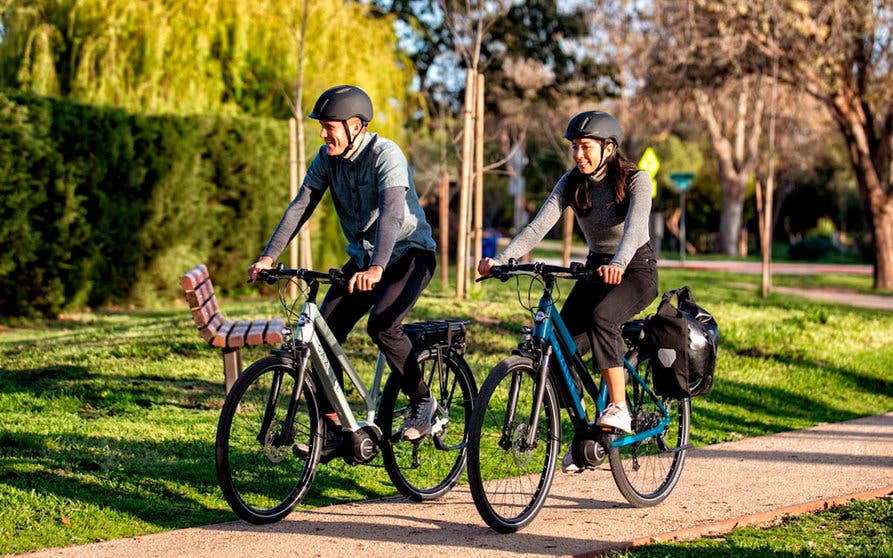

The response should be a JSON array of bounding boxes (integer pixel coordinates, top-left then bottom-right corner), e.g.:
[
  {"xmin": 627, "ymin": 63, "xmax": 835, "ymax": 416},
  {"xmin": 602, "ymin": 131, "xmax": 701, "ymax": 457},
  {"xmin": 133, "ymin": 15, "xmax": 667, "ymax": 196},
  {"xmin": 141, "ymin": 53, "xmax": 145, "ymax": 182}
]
[
  {"xmin": 20, "ymin": 413, "xmax": 893, "ymax": 558},
  {"xmin": 657, "ymin": 258, "xmax": 873, "ymax": 276},
  {"xmin": 762, "ymin": 285, "xmax": 893, "ymax": 312}
]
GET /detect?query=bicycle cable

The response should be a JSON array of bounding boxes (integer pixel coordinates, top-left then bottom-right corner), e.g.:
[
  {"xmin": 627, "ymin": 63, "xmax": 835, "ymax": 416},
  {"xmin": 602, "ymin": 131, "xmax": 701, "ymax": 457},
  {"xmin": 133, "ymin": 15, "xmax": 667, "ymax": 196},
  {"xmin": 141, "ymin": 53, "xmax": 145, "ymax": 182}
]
[
  {"xmin": 276, "ymin": 276, "xmax": 305, "ymax": 327},
  {"xmin": 519, "ymin": 271, "xmax": 564, "ymax": 319}
]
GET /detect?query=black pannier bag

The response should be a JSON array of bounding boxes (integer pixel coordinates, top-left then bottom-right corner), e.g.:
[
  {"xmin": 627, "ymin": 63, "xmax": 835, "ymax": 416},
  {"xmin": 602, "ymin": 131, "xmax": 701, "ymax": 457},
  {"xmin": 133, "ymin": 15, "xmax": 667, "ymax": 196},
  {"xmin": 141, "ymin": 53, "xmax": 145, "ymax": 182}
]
[{"xmin": 644, "ymin": 286, "xmax": 719, "ymax": 398}]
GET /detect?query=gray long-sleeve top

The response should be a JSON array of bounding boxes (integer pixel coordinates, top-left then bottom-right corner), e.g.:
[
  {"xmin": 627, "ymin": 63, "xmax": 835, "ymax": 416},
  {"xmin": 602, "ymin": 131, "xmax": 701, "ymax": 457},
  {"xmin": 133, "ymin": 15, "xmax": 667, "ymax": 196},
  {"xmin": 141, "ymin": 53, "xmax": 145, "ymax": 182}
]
[
  {"xmin": 262, "ymin": 132, "xmax": 435, "ymax": 269},
  {"xmin": 496, "ymin": 170, "xmax": 652, "ymax": 271}
]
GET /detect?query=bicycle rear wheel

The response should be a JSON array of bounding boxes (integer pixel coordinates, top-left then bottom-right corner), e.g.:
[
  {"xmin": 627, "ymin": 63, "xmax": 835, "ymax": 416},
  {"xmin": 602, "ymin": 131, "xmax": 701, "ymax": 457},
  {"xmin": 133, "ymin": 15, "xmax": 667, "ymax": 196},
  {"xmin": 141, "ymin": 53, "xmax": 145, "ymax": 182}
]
[
  {"xmin": 216, "ymin": 354, "xmax": 322, "ymax": 524},
  {"xmin": 379, "ymin": 349, "xmax": 476, "ymax": 501},
  {"xmin": 467, "ymin": 355, "xmax": 561, "ymax": 533},
  {"xmin": 609, "ymin": 356, "xmax": 691, "ymax": 507}
]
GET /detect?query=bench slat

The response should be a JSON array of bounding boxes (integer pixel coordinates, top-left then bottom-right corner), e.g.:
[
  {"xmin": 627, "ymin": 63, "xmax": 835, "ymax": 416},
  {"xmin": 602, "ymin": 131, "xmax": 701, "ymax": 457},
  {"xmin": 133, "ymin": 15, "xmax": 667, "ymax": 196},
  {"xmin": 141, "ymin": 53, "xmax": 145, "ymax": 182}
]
[
  {"xmin": 246, "ymin": 319, "xmax": 271, "ymax": 346},
  {"xmin": 180, "ymin": 264, "xmax": 209, "ymax": 291},
  {"xmin": 211, "ymin": 320, "xmax": 236, "ymax": 348},
  {"xmin": 191, "ymin": 296, "xmax": 220, "ymax": 329},
  {"xmin": 185, "ymin": 279, "xmax": 215, "ymax": 309},
  {"xmin": 227, "ymin": 320, "xmax": 251, "ymax": 348},
  {"xmin": 265, "ymin": 317, "xmax": 285, "ymax": 345},
  {"xmin": 198, "ymin": 313, "xmax": 226, "ymax": 343}
]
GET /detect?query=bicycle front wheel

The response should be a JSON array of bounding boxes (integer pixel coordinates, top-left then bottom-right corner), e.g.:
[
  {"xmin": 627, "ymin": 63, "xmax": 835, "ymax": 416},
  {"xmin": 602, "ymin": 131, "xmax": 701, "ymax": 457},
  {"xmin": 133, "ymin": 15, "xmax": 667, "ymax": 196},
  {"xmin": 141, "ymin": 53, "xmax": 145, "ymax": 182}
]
[
  {"xmin": 467, "ymin": 355, "xmax": 561, "ymax": 533},
  {"xmin": 609, "ymin": 356, "xmax": 691, "ymax": 507},
  {"xmin": 379, "ymin": 349, "xmax": 477, "ymax": 501},
  {"xmin": 216, "ymin": 354, "xmax": 322, "ymax": 524}
]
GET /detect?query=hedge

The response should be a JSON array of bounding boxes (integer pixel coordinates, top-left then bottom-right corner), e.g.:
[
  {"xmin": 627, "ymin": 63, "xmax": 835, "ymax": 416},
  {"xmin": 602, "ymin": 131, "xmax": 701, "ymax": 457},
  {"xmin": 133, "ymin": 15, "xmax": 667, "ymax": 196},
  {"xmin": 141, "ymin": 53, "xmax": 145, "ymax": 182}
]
[{"xmin": 0, "ymin": 91, "xmax": 329, "ymax": 317}]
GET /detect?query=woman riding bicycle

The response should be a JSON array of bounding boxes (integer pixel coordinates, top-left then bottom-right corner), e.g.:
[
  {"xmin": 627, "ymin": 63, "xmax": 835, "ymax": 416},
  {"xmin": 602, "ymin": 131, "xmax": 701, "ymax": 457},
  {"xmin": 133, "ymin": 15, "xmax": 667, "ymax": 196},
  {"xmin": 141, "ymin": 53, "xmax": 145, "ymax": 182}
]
[{"xmin": 478, "ymin": 110, "xmax": 658, "ymax": 471}]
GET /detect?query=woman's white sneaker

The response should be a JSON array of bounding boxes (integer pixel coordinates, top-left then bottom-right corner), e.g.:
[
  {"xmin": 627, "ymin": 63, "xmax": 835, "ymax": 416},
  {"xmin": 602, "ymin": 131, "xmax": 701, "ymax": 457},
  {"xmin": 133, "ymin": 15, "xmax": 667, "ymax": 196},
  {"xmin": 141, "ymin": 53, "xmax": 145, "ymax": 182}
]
[{"xmin": 596, "ymin": 403, "xmax": 633, "ymax": 434}]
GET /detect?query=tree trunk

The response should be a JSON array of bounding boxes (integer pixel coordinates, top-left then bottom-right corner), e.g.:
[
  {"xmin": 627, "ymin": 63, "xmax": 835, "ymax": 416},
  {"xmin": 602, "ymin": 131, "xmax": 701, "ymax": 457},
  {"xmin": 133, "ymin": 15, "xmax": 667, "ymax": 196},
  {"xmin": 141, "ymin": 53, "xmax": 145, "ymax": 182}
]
[
  {"xmin": 694, "ymin": 86, "xmax": 761, "ymax": 257},
  {"xmin": 717, "ymin": 175, "xmax": 745, "ymax": 256},
  {"xmin": 831, "ymin": 91, "xmax": 893, "ymax": 289},
  {"xmin": 870, "ymin": 197, "xmax": 893, "ymax": 289}
]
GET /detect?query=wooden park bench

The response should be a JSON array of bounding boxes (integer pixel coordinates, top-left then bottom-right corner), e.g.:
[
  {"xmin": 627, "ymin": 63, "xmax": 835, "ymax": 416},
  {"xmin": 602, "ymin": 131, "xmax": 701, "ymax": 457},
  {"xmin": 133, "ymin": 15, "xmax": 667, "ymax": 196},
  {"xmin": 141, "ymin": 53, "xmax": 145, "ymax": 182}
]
[{"xmin": 180, "ymin": 264, "xmax": 284, "ymax": 393}]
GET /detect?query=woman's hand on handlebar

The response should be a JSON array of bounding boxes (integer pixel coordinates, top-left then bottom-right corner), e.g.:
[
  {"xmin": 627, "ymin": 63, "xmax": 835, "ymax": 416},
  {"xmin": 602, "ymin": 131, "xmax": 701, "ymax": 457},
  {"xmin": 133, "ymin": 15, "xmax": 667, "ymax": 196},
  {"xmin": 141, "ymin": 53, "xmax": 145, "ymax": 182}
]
[
  {"xmin": 247, "ymin": 256, "xmax": 274, "ymax": 283},
  {"xmin": 597, "ymin": 263, "xmax": 623, "ymax": 285},
  {"xmin": 477, "ymin": 257, "xmax": 500, "ymax": 277}
]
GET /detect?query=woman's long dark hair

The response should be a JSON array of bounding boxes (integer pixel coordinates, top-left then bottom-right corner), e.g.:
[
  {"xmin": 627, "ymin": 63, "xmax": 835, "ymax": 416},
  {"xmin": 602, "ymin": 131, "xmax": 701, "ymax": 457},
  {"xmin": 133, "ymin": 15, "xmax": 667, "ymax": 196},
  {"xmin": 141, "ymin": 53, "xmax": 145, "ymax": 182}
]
[{"xmin": 566, "ymin": 142, "xmax": 640, "ymax": 216}]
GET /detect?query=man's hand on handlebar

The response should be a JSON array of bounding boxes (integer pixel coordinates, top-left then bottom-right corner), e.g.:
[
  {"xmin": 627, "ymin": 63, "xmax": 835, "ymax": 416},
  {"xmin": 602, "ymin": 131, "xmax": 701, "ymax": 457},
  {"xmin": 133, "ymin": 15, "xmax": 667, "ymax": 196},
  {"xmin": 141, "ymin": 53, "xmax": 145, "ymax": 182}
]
[
  {"xmin": 247, "ymin": 256, "xmax": 275, "ymax": 283},
  {"xmin": 348, "ymin": 265, "xmax": 383, "ymax": 293},
  {"xmin": 477, "ymin": 257, "xmax": 500, "ymax": 277}
]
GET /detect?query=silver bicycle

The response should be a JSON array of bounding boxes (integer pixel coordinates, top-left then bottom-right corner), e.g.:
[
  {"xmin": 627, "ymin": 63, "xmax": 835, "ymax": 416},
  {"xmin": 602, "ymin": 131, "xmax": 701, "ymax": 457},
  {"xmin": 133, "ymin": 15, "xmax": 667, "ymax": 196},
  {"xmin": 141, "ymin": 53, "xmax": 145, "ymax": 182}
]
[{"xmin": 215, "ymin": 265, "xmax": 476, "ymax": 524}]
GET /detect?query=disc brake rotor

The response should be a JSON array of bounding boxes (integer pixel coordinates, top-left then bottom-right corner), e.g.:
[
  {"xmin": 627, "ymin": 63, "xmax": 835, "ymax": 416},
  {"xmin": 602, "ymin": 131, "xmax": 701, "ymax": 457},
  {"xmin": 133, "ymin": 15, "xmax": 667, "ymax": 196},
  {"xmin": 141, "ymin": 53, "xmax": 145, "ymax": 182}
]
[
  {"xmin": 263, "ymin": 421, "xmax": 291, "ymax": 463},
  {"xmin": 511, "ymin": 423, "xmax": 535, "ymax": 467}
]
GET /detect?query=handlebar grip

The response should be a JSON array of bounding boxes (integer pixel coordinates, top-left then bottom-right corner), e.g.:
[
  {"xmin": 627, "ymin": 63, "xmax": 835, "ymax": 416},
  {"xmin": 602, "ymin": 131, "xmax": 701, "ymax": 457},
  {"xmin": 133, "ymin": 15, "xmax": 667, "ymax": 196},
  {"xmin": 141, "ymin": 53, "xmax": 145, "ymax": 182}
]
[
  {"xmin": 568, "ymin": 261, "xmax": 594, "ymax": 282},
  {"xmin": 485, "ymin": 265, "xmax": 512, "ymax": 282},
  {"xmin": 257, "ymin": 269, "xmax": 278, "ymax": 285}
]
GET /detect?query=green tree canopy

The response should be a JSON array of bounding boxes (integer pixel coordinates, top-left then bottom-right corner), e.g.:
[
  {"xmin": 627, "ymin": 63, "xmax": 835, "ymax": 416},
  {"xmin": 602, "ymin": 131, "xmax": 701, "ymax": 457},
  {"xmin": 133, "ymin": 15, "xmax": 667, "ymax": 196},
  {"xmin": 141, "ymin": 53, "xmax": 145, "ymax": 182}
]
[{"xmin": 0, "ymin": 0, "xmax": 415, "ymax": 139}]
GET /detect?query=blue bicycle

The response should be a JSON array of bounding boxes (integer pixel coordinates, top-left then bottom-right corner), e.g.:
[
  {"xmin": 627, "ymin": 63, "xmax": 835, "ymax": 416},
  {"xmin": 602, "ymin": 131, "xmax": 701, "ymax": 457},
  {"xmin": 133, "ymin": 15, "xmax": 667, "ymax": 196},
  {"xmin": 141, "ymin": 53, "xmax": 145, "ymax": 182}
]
[{"xmin": 467, "ymin": 261, "xmax": 692, "ymax": 532}]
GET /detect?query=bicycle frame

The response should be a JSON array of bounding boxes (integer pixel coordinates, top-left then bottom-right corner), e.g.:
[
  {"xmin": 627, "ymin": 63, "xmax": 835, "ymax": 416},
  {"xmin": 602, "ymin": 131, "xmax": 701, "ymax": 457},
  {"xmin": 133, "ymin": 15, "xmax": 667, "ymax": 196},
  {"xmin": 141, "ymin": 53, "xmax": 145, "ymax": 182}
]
[
  {"xmin": 294, "ymin": 299, "xmax": 390, "ymax": 432},
  {"xmin": 521, "ymin": 272, "xmax": 671, "ymax": 450}
]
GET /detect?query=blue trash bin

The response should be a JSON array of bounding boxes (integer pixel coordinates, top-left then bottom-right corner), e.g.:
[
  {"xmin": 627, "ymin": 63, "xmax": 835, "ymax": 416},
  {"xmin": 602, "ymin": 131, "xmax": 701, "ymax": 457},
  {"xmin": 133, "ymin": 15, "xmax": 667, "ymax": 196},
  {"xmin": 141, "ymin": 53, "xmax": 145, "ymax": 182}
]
[{"xmin": 482, "ymin": 231, "xmax": 499, "ymax": 259}]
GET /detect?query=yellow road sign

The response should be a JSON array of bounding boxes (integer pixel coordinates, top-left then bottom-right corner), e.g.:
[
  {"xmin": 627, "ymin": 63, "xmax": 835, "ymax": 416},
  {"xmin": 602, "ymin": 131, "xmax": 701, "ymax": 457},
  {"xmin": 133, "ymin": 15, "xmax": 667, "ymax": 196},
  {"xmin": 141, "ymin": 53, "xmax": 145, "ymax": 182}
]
[{"xmin": 638, "ymin": 147, "xmax": 660, "ymax": 198}]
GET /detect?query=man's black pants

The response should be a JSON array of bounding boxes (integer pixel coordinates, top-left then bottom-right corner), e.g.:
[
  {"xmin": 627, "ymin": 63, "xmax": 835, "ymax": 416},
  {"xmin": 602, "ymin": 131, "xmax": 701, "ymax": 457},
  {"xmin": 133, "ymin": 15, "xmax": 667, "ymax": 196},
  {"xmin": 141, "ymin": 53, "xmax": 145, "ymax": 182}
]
[{"xmin": 319, "ymin": 249, "xmax": 436, "ymax": 406}]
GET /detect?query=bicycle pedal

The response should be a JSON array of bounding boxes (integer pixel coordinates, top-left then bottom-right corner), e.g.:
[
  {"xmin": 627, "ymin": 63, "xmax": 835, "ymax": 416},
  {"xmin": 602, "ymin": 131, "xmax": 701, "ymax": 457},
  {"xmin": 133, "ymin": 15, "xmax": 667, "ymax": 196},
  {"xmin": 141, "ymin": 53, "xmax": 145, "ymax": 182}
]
[{"xmin": 292, "ymin": 443, "xmax": 311, "ymax": 459}]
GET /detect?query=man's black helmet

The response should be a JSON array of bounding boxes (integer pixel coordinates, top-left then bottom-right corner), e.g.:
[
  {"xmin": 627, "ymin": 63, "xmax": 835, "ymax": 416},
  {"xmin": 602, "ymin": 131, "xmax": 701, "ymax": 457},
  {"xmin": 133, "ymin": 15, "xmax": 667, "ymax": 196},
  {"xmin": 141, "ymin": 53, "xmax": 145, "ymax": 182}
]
[
  {"xmin": 309, "ymin": 85, "xmax": 374, "ymax": 123},
  {"xmin": 563, "ymin": 110, "xmax": 623, "ymax": 145}
]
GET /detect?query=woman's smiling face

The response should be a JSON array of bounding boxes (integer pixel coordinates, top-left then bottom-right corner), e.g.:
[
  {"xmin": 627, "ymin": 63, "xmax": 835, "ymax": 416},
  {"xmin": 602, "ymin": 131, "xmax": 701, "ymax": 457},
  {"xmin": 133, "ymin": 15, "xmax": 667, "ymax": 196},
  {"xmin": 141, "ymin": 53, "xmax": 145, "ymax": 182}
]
[{"xmin": 571, "ymin": 137, "xmax": 614, "ymax": 176}]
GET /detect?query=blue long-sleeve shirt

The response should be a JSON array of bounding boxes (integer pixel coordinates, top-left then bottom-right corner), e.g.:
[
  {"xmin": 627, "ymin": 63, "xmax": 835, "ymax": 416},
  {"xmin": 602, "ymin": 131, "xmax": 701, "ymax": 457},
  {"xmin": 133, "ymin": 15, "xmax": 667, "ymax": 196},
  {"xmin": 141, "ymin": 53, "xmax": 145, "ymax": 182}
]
[{"xmin": 263, "ymin": 132, "xmax": 435, "ymax": 269}]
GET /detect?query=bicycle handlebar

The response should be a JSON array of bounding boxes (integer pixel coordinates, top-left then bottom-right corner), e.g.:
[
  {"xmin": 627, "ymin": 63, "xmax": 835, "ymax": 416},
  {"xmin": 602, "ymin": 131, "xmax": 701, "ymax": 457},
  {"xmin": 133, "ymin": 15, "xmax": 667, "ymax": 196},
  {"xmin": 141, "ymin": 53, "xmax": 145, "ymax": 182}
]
[
  {"xmin": 478, "ymin": 259, "xmax": 595, "ymax": 283},
  {"xmin": 255, "ymin": 263, "xmax": 346, "ymax": 286}
]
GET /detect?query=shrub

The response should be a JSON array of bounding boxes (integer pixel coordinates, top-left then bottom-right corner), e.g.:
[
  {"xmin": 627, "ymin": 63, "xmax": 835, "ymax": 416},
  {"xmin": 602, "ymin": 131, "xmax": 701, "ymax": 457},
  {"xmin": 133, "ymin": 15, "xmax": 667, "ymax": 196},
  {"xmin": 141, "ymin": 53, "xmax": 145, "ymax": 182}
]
[
  {"xmin": 0, "ymin": 91, "xmax": 290, "ymax": 317},
  {"xmin": 789, "ymin": 236, "xmax": 837, "ymax": 260}
]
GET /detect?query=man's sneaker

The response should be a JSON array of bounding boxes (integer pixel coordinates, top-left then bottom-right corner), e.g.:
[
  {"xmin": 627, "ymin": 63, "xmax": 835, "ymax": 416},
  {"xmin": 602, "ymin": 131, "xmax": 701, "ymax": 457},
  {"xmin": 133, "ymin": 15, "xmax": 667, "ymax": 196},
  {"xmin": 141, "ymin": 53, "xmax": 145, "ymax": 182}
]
[
  {"xmin": 401, "ymin": 394, "xmax": 436, "ymax": 441},
  {"xmin": 596, "ymin": 403, "xmax": 633, "ymax": 434},
  {"xmin": 560, "ymin": 449, "xmax": 584, "ymax": 474}
]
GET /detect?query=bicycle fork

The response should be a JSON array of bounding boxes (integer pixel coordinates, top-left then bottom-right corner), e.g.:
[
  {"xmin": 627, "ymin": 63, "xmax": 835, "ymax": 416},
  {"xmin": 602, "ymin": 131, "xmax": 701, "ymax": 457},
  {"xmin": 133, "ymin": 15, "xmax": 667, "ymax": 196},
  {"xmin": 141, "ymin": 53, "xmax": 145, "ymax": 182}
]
[
  {"xmin": 499, "ymin": 345, "xmax": 552, "ymax": 452},
  {"xmin": 257, "ymin": 348, "xmax": 310, "ymax": 448}
]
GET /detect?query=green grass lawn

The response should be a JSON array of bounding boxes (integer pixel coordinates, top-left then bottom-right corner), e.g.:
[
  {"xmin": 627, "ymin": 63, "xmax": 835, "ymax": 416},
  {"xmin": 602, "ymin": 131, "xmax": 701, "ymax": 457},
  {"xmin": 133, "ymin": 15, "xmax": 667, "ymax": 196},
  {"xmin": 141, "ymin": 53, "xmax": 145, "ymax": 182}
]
[
  {"xmin": 1, "ymin": 265, "xmax": 891, "ymax": 554},
  {"xmin": 618, "ymin": 496, "xmax": 893, "ymax": 557}
]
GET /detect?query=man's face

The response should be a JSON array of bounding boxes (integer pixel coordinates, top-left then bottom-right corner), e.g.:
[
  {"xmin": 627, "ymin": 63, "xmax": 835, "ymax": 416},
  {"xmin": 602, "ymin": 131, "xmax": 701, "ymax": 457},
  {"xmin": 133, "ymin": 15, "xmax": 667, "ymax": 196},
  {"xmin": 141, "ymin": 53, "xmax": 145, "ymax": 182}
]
[{"xmin": 319, "ymin": 118, "xmax": 363, "ymax": 156}]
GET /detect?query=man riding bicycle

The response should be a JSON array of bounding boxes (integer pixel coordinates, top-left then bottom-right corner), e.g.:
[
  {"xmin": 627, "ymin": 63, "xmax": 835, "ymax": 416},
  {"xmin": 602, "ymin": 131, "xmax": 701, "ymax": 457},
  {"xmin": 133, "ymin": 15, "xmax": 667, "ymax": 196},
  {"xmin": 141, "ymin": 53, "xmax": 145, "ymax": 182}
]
[{"xmin": 248, "ymin": 85, "xmax": 438, "ymax": 447}]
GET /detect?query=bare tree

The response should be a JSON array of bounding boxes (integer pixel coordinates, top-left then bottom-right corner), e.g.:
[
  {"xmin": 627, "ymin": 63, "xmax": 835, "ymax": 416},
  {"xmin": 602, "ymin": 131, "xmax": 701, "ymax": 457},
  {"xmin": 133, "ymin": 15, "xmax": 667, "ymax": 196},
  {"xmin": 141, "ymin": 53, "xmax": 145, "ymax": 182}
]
[
  {"xmin": 650, "ymin": 0, "xmax": 893, "ymax": 288},
  {"xmin": 694, "ymin": 79, "xmax": 764, "ymax": 255}
]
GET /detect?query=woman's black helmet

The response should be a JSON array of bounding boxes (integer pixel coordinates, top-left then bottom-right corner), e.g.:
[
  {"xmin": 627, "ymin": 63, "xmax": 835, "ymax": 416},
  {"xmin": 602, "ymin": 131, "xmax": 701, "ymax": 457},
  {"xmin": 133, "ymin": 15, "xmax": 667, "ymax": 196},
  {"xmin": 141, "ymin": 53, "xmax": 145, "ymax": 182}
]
[
  {"xmin": 563, "ymin": 110, "xmax": 622, "ymax": 145},
  {"xmin": 309, "ymin": 85, "xmax": 374, "ymax": 124}
]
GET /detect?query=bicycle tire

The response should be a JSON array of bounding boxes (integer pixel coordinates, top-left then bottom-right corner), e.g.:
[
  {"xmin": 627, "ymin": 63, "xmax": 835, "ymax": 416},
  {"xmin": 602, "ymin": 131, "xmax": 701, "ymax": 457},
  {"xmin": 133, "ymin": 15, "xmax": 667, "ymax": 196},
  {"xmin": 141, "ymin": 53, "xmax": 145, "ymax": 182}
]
[
  {"xmin": 378, "ymin": 348, "xmax": 477, "ymax": 501},
  {"xmin": 216, "ymin": 354, "xmax": 322, "ymax": 524},
  {"xmin": 467, "ymin": 355, "xmax": 561, "ymax": 533},
  {"xmin": 608, "ymin": 356, "xmax": 691, "ymax": 507}
]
